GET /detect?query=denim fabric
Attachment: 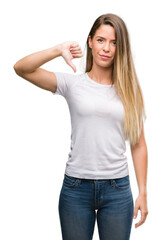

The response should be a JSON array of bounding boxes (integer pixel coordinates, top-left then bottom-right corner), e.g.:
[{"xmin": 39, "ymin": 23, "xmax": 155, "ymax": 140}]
[{"xmin": 58, "ymin": 174, "xmax": 134, "ymax": 240}]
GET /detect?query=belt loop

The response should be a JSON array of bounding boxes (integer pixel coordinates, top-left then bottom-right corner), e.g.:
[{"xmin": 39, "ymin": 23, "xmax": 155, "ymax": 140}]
[{"xmin": 110, "ymin": 179, "xmax": 115, "ymax": 186}]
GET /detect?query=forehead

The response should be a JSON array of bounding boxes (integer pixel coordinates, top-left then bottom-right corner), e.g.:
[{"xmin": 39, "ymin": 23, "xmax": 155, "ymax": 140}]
[{"xmin": 94, "ymin": 24, "xmax": 116, "ymax": 39}]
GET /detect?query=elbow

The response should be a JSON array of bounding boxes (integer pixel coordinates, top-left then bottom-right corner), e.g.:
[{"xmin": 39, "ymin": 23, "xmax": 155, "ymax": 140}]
[
  {"xmin": 13, "ymin": 64, "xmax": 17, "ymax": 73},
  {"xmin": 13, "ymin": 64, "xmax": 22, "ymax": 76},
  {"xmin": 13, "ymin": 62, "xmax": 18, "ymax": 72}
]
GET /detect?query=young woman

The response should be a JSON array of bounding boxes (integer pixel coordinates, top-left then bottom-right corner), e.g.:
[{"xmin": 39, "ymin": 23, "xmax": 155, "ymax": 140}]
[{"xmin": 14, "ymin": 13, "xmax": 148, "ymax": 240}]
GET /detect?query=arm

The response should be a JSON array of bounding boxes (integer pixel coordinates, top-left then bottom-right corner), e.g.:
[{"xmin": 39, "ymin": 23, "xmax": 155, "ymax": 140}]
[
  {"xmin": 130, "ymin": 121, "xmax": 149, "ymax": 228},
  {"xmin": 13, "ymin": 41, "xmax": 83, "ymax": 92},
  {"xmin": 13, "ymin": 45, "xmax": 62, "ymax": 74},
  {"xmin": 13, "ymin": 45, "xmax": 62, "ymax": 92}
]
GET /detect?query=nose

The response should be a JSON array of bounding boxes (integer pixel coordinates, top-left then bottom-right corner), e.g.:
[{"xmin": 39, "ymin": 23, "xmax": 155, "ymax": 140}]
[{"xmin": 103, "ymin": 42, "xmax": 110, "ymax": 52}]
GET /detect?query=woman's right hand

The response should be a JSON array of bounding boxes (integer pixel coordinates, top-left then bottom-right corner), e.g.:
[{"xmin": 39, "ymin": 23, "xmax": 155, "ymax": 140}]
[{"xmin": 59, "ymin": 41, "xmax": 83, "ymax": 72}]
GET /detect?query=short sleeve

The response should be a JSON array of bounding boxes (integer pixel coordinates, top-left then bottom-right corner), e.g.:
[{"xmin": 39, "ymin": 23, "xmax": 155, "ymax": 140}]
[{"xmin": 51, "ymin": 72, "xmax": 76, "ymax": 98}]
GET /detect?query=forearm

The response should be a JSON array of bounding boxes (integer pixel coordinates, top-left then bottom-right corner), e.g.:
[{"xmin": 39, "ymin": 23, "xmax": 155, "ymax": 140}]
[
  {"xmin": 131, "ymin": 144, "xmax": 148, "ymax": 195},
  {"xmin": 14, "ymin": 44, "xmax": 62, "ymax": 74}
]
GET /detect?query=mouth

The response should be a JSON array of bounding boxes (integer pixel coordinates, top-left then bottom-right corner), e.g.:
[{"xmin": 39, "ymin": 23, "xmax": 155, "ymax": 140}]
[{"xmin": 99, "ymin": 55, "xmax": 111, "ymax": 59}]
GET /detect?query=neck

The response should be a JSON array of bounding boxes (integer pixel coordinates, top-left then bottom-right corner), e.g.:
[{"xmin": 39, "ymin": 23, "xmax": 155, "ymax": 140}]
[{"xmin": 88, "ymin": 65, "xmax": 113, "ymax": 85}]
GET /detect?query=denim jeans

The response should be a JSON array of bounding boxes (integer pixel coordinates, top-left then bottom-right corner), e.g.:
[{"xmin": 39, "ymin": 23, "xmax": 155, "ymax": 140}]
[{"xmin": 58, "ymin": 174, "xmax": 134, "ymax": 240}]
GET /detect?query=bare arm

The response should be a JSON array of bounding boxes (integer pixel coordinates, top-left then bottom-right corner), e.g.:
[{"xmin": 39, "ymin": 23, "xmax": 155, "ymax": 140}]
[
  {"xmin": 130, "ymin": 122, "xmax": 148, "ymax": 228},
  {"xmin": 130, "ymin": 122, "xmax": 148, "ymax": 195},
  {"xmin": 13, "ymin": 45, "xmax": 62, "ymax": 74},
  {"xmin": 13, "ymin": 42, "xmax": 83, "ymax": 92},
  {"xmin": 13, "ymin": 45, "xmax": 62, "ymax": 92}
]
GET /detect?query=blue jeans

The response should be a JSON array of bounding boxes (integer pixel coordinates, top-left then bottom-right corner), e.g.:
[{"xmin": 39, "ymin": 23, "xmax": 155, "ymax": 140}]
[{"xmin": 58, "ymin": 174, "xmax": 134, "ymax": 240}]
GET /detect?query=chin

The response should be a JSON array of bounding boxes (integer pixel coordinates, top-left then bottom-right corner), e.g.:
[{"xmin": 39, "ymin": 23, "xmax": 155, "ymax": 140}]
[
  {"xmin": 93, "ymin": 57, "xmax": 114, "ymax": 67},
  {"xmin": 99, "ymin": 61, "xmax": 113, "ymax": 67}
]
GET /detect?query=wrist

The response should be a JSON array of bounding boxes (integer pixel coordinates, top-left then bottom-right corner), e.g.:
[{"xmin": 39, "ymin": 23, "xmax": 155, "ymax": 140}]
[
  {"xmin": 139, "ymin": 190, "xmax": 147, "ymax": 196},
  {"xmin": 54, "ymin": 44, "xmax": 63, "ymax": 57},
  {"xmin": 49, "ymin": 44, "xmax": 62, "ymax": 58}
]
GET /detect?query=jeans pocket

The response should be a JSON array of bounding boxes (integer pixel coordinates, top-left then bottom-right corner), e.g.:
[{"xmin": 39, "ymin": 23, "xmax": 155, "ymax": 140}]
[
  {"xmin": 111, "ymin": 175, "xmax": 130, "ymax": 189},
  {"xmin": 63, "ymin": 174, "xmax": 82, "ymax": 187}
]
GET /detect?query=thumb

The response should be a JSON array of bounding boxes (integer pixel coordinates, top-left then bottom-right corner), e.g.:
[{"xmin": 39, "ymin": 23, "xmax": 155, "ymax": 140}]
[
  {"xmin": 67, "ymin": 59, "xmax": 77, "ymax": 73},
  {"xmin": 133, "ymin": 206, "xmax": 139, "ymax": 219}
]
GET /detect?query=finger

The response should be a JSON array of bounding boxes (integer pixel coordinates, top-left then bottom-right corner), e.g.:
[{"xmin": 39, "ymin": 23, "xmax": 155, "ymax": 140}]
[
  {"xmin": 70, "ymin": 48, "xmax": 82, "ymax": 53},
  {"xmin": 70, "ymin": 45, "xmax": 80, "ymax": 48},
  {"xmin": 70, "ymin": 51, "xmax": 82, "ymax": 56},
  {"xmin": 70, "ymin": 43, "xmax": 79, "ymax": 48},
  {"xmin": 141, "ymin": 210, "xmax": 147, "ymax": 222},
  {"xmin": 135, "ymin": 210, "xmax": 146, "ymax": 228},
  {"xmin": 71, "ymin": 53, "xmax": 83, "ymax": 58},
  {"xmin": 70, "ymin": 50, "xmax": 82, "ymax": 53},
  {"xmin": 135, "ymin": 218, "xmax": 145, "ymax": 228},
  {"xmin": 70, "ymin": 47, "xmax": 81, "ymax": 52}
]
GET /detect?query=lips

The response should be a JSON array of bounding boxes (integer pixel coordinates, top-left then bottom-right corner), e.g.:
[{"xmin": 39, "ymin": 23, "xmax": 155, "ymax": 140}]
[{"xmin": 100, "ymin": 55, "xmax": 111, "ymax": 58}]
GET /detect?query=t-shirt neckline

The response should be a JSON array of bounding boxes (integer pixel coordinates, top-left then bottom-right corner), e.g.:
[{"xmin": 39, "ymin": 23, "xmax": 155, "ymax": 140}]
[{"xmin": 85, "ymin": 72, "xmax": 114, "ymax": 88}]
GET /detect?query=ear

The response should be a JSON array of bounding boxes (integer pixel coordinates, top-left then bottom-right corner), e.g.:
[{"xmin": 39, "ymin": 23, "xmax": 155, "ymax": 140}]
[{"xmin": 88, "ymin": 35, "xmax": 92, "ymax": 49}]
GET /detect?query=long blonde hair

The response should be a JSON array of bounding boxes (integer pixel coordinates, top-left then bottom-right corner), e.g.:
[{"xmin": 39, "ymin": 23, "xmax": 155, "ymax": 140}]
[{"xmin": 83, "ymin": 13, "xmax": 146, "ymax": 147}]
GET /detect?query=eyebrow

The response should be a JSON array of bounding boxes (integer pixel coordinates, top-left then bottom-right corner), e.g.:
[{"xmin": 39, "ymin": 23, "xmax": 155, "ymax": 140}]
[{"xmin": 96, "ymin": 35, "xmax": 116, "ymax": 41}]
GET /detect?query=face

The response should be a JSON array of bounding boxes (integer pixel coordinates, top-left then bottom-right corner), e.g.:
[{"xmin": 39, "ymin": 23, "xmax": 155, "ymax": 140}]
[{"xmin": 88, "ymin": 24, "xmax": 116, "ymax": 68}]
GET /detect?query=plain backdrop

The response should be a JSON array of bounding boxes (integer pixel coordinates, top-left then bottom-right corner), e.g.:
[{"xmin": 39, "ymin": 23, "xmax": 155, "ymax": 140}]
[{"xmin": 0, "ymin": 0, "xmax": 161, "ymax": 239}]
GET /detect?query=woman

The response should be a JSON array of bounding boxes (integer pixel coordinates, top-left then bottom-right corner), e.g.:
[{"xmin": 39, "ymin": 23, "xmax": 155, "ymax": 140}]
[{"xmin": 14, "ymin": 13, "xmax": 148, "ymax": 240}]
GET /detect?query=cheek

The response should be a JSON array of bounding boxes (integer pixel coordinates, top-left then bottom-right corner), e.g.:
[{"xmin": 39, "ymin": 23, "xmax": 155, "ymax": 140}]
[
  {"xmin": 112, "ymin": 48, "xmax": 116, "ymax": 56},
  {"xmin": 94, "ymin": 48, "xmax": 103, "ymax": 60},
  {"xmin": 91, "ymin": 48, "xmax": 98, "ymax": 58},
  {"xmin": 92, "ymin": 44, "xmax": 101, "ymax": 53}
]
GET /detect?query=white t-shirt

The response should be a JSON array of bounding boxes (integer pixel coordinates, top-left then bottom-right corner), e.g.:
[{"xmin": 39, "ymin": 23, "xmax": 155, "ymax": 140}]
[{"xmin": 51, "ymin": 72, "xmax": 129, "ymax": 179}]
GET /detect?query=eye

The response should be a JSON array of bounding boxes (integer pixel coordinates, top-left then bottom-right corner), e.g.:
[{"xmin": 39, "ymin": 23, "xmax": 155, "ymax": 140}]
[
  {"xmin": 112, "ymin": 41, "xmax": 116, "ymax": 45},
  {"xmin": 97, "ymin": 39, "xmax": 103, "ymax": 42}
]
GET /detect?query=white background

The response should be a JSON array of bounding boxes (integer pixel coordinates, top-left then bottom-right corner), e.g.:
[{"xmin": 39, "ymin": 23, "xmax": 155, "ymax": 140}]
[{"xmin": 0, "ymin": 0, "xmax": 161, "ymax": 239}]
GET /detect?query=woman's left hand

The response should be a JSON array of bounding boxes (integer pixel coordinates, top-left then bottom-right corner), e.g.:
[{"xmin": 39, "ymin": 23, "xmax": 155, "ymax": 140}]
[{"xmin": 133, "ymin": 194, "xmax": 148, "ymax": 228}]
